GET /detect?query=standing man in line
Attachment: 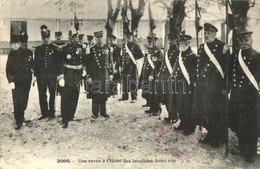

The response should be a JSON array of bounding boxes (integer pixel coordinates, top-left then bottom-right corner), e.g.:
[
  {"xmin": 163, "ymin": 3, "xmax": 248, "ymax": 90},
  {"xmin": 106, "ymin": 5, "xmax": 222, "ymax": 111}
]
[
  {"xmin": 154, "ymin": 33, "xmax": 179, "ymax": 123},
  {"xmin": 6, "ymin": 31, "xmax": 33, "ymax": 130},
  {"xmin": 168, "ymin": 34, "xmax": 197, "ymax": 135},
  {"xmin": 119, "ymin": 32, "xmax": 144, "ymax": 103},
  {"xmin": 142, "ymin": 33, "xmax": 163, "ymax": 115},
  {"xmin": 108, "ymin": 34, "xmax": 121, "ymax": 97},
  {"xmin": 229, "ymin": 31, "xmax": 260, "ymax": 162},
  {"xmin": 86, "ymin": 31, "xmax": 113, "ymax": 119},
  {"xmin": 58, "ymin": 30, "xmax": 87, "ymax": 128},
  {"xmin": 192, "ymin": 23, "xmax": 229, "ymax": 147},
  {"xmin": 34, "ymin": 25, "xmax": 58, "ymax": 120}
]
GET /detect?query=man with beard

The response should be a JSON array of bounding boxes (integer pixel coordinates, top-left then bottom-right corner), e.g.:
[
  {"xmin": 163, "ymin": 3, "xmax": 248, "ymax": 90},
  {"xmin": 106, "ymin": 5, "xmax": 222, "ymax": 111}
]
[
  {"xmin": 6, "ymin": 31, "xmax": 33, "ymax": 130},
  {"xmin": 141, "ymin": 33, "xmax": 163, "ymax": 115},
  {"xmin": 34, "ymin": 25, "xmax": 58, "ymax": 120},
  {"xmin": 86, "ymin": 31, "xmax": 113, "ymax": 119},
  {"xmin": 192, "ymin": 23, "xmax": 229, "ymax": 147},
  {"xmin": 58, "ymin": 30, "xmax": 87, "ymax": 128},
  {"xmin": 168, "ymin": 34, "xmax": 197, "ymax": 135},
  {"xmin": 119, "ymin": 32, "xmax": 144, "ymax": 103},
  {"xmin": 229, "ymin": 31, "xmax": 260, "ymax": 162},
  {"xmin": 153, "ymin": 33, "xmax": 179, "ymax": 123}
]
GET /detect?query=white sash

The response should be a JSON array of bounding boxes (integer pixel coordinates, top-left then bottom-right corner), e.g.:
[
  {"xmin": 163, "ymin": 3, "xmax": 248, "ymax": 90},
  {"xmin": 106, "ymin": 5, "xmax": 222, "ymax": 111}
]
[
  {"xmin": 204, "ymin": 43, "xmax": 224, "ymax": 79},
  {"xmin": 125, "ymin": 42, "xmax": 137, "ymax": 65},
  {"xmin": 238, "ymin": 49, "xmax": 260, "ymax": 93},
  {"xmin": 147, "ymin": 54, "xmax": 155, "ymax": 69},
  {"xmin": 178, "ymin": 52, "xmax": 191, "ymax": 85},
  {"xmin": 165, "ymin": 49, "xmax": 173, "ymax": 74}
]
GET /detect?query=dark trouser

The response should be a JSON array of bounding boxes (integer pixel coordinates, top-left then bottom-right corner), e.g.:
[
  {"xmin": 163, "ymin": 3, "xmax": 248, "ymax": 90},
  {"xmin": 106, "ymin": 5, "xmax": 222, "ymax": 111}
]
[
  {"xmin": 36, "ymin": 76, "xmax": 57, "ymax": 116},
  {"xmin": 110, "ymin": 80, "xmax": 118, "ymax": 96},
  {"xmin": 122, "ymin": 74, "xmax": 137, "ymax": 100},
  {"xmin": 149, "ymin": 80, "xmax": 160, "ymax": 112},
  {"xmin": 92, "ymin": 98, "xmax": 107, "ymax": 116},
  {"xmin": 12, "ymin": 80, "xmax": 31, "ymax": 123},
  {"xmin": 61, "ymin": 86, "xmax": 80, "ymax": 123}
]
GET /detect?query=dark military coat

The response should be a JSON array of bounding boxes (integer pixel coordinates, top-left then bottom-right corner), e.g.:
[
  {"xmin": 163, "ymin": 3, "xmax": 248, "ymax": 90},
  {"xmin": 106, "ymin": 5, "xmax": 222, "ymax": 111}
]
[
  {"xmin": 87, "ymin": 44, "xmax": 113, "ymax": 100},
  {"xmin": 110, "ymin": 44, "xmax": 121, "ymax": 81},
  {"xmin": 156, "ymin": 45, "xmax": 178, "ymax": 104},
  {"xmin": 34, "ymin": 44, "xmax": 58, "ymax": 79},
  {"xmin": 192, "ymin": 38, "xmax": 227, "ymax": 130},
  {"xmin": 6, "ymin": 47, "xmax": 33, "ymax": 83},
  {"xmin": 52, "ymin": 41, "xmax": 66, "ymax": 73},
  {"xmin": 229, "ymin": 48, "xmax": 260, "ymax": 137},
  {"xmin": 141, "ymin": 45, "xmax": 163, "ymax": 98},
  {"xmin": 61, "ymin": 43, "xmax": 86, "ymax": 87},
  {"xmin": 121, "ymin": 42, "xmax": 144, "ymax": 75}
]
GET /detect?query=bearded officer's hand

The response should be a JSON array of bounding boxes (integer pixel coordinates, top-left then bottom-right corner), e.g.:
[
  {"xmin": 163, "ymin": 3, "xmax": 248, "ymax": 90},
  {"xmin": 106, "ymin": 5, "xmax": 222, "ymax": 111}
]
[
  {"xmin": 148, "ymin": 76, "xmax": 154, "ymax": 82},
  {"xmin": 9, "ymin": 82, "xmax": 15, "ymax": 89},
  {"xmin": 82, "ymin": 70, "xmax": 87, "ymax": 77},
  {"xmin": 223, "ymin": 44, "xmax": 230, "ymax": 54}
]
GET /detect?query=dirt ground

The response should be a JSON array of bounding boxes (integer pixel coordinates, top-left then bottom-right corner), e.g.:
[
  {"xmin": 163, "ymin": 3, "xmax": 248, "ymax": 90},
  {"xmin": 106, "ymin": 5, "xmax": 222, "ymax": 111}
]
[{"xmin": 0, "ymin": 54, "xmax": 259, "ymax": 169}]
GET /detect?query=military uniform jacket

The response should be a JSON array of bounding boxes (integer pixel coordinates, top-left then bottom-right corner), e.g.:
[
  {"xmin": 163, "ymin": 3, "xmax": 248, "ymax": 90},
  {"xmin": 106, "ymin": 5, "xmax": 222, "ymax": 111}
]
[
  {"xmin": 87, "ymin": 44, "xmax": 113, "ymax": 99},
  {"xmin": 110, "ymin": 44, "xmax": 121, "ymax": 80},
  {"xmin": 6, "ymin": 47, "xmax": 33, "ymax": 83},
  {"xmin": 121, "ymin": 42, "xmax": 143, "ymax": 74},
  {"xmin": 172, "ymin": 47, "xmax": 197, "ymax": 93},
  {"xmin": 61, "ymin": 43, "xmax": 86, "ymax": 87},
  {"xmin": 229, "ymin": 48, "xmax": 260, "ymax": 136},
  {"xmin": 52, "ymin": 41, "xmax": 66, "ymax": 74},
  {"xmin": 34, "ymin": 44, "xmax": 58, "ymax": 78}
]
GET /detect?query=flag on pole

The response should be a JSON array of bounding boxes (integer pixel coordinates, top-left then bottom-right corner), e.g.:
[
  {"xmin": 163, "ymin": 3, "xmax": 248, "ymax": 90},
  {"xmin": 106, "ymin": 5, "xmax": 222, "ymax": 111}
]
[
  {"xmin": 122, "ymin": 2, "xmax": 130, "ymax": 34},
  {"xmin": 148, "ymin": 3, "xmax": 156, "ymax": 33},
  {"xmin": 195, "ymin": 0, "xmax": 203, "ymax": 33},
  {"xmin": 74, "ymin": 12, "xmax": 79, "ymax": 31},
  {"xmin": 170, "ymin": 0, "xmax": 185, "ymax": 34}
]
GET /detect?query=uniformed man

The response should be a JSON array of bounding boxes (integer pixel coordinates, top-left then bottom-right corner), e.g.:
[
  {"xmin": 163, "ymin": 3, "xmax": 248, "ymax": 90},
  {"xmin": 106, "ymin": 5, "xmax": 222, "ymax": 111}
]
[
  {"xmin": 34, "ymin": 25, "xmax": 58, "ymax": 120},
  {"xmin": 229, "ymin": 31, "xmax": 260, "ymax": 162},
  {"xmin": 108, "ymin": 34, "xmax": 121, "ymax": 96},
  {"xmin": 52, "ymin": 31, "xmax": 66, "ymax": 94},
  {"xmin": 141, "ymin": 33, "xmax": 163, "ymax": 115},
  {"xmin": 86, "ymin": 31, "xmax": 113, "ymax": 119},
  {"xmin": 153, "ymin": 33, "xmax": 179, "ymax": 122},
  {"xmin": 6, "ymin": 31, "xmax": 33, "ymax": 130},
  {"xmin": 58, "ymin": 30, "xmax": 87, "ymax": 128},
  {"xmin": 119, "ymin": 32, "xmax": 144, "ymax": 103},
  {"xmin": 192, "ymin": 23, "xmax": 229, "ymax": 147},
  {"xmin": 168, "ymin": 34, "xmax": 197, "ymax": 135},
  {"xmin": 85, "ymin": 35, "xmax": 95, "ymax": 55}
]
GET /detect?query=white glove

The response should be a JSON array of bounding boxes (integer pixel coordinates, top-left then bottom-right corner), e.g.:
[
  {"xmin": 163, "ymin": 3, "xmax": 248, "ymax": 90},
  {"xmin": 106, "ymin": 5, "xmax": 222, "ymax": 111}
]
[
  {"xmin": 148, "ymin": 76, "xmax": 154, "ymax": 82},
  {"xmin": 59, "ymin": 79, "xmax": 65, "ymax": 87},
  {"xmin": 9, "ymin": 82, "xmax": 15, "ymax": 89},
  {"xmin": 109, "ymin": 75, "xmax": 113, "ymax": 81},
  {"xmin": 86, "ymin": 77, "xmax": 93, "ymax": 84},
  {"xmin": 82, "ymin": 70, "xmax": 87, "ymax": 77}
]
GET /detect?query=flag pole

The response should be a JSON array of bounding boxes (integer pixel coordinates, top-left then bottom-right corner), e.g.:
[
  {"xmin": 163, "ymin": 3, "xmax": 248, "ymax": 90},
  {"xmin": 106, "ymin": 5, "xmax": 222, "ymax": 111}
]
[
  {"xmin": 195, "ymin": 0, "xmax": 199, "ymax": 50},
  {"xmin": 224, "ymin": 0, "xmax": 229, "ymax": 157}
]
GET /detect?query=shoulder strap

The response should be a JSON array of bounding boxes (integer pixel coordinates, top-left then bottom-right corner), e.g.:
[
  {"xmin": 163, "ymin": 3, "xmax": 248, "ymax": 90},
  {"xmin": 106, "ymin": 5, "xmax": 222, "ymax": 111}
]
[
  {"xmin": 165, "ymin": 49, "xmax": 173, "ymax": 74},
  {"xmin": 238, "ymin": 49, "xmax": 260, "ymax": 93},
  {"xmin": 147, "ymin": 54, "xmax": 155, "ymax": 69},
  {"xmin": 178, "ymin": 51, "xmax": 191, "ymax": 85},
  {"xmin": 125, "ymin": 42, "xmax": 137, "ymax": 65},
  {"xmin": 204, "ymin": 42, "xmax": 224, "ymax": 79}
]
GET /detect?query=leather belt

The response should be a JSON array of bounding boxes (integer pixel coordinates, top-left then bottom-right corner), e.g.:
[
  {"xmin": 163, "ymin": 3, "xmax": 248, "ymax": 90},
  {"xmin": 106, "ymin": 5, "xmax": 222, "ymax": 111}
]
[{"xmin": 64, "ymin": 63, "xmax": 83, "ymax": 70}]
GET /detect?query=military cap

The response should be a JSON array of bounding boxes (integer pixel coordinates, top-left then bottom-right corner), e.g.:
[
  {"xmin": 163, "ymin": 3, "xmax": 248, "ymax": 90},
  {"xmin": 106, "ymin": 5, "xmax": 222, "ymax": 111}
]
[
  {"xmin": 108, "ymin": 34, "xmax": 117, "ymax": 40},
  {"xmin": 40, "ymin": 25, "xmax": 50, "ymax": 38},
  {"xmin": 167, "ymin": 33, "xmax": 179, "ymax": 40},
  {"xmin": 19, "ymin": 30, "xmax": 28, "ymax": 43},
  {"xmin": 69, "ymin": 29, "xmax": 78, "ymax": 37},
  {"xmin": 237, "ymin": 31, "xmax": 253, "ymax": 39},
  {"xmin": 94, "ymin": 31, "xmax": 103, "ymax": 37},
  {"xmin": 87, "ymin": 35, "xmax": 94, "ymax": 41},
  {"xmin": 179, "ymin": 34, "xmax": 192, "ymax": 42},
  {"xmin": 124, "ymin": 31, "xmax": 133, "ymax": 36},
  {"xmin": 147, "ymin": 32, "xmax": 158, "ymax": 40},
  {"xmin": 55, "ymin": 31, "xmax": 62, "ymax": 37},
  {"xmin": 204, "ymin": 23, "xmax": 218, "ymax": 33},
  {"xmin": 79, "ymin": 34, "xmax": 85, "ymax": 40}
]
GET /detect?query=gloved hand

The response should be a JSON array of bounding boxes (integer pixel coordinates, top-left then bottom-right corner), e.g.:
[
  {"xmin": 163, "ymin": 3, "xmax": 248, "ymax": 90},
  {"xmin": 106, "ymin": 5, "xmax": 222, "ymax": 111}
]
[
  {"xmin": 9, "ymin": 82, "xmax": 15, "ymax": 89},
  {"xmin": 59, "ymin": 79, "xmax": 65, "ymax": 87},
  {"xmin": 82, "ymin": 70, "xmax": 87, "ymax": 77},
  {"xmin": 148, "ymin": 76, "xmax": 154, "ymax": 82}
]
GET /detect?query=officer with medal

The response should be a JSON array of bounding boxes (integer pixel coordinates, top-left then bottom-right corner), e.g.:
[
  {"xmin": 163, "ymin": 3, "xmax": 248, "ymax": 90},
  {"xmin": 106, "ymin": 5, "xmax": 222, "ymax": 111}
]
[
  {"xmin": 228, "ymin": 31, "xmax": 260, "ymax": 162},
  {"xmin": 153, "ymin": 33, "xmax": 179, "ymax": 123},
  {"xmin": 58, "ymin": 29, "xmax": 87, "ymax": 128},
  {"xmin": 86, "ymin": 31, "xmax": 113, "ymax": 119},
  {"xmin": 141, "ymin": 33, "xmax": 163, "ymax": 115},
  {"xmin": 168, "ymin": 34, "xmax": 197, "ymax": 135},
  {"xmin": 6, "ymin": 31, "xmax": 33, "ymax": 130},
  {"xmin": 119, "ymin": 31, "xmax": 144, "ymax": 103},
  {"xmin": 107, "ymin": 34, "xmax": 121, "ymax": 96},
  {"xmin": 192, "ymin": 23, "xmax": 229, "ymax": 147},
  {"xmin": 34, "ymin": 25, "xmax": 58, "ymax": 120}
]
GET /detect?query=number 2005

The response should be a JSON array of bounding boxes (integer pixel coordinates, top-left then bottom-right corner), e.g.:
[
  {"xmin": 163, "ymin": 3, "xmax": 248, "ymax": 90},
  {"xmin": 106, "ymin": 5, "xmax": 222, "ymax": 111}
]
[{"xmin": 57, "ymin": 159, "xmax": 71, "ymax": 163}]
